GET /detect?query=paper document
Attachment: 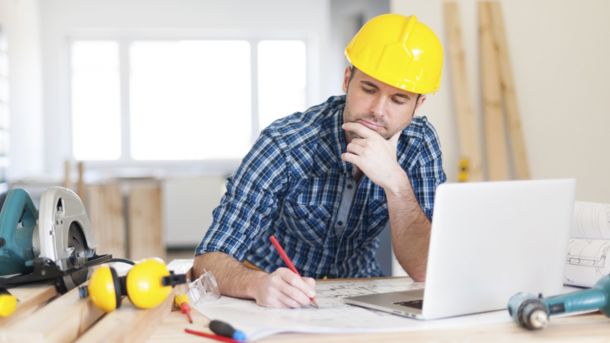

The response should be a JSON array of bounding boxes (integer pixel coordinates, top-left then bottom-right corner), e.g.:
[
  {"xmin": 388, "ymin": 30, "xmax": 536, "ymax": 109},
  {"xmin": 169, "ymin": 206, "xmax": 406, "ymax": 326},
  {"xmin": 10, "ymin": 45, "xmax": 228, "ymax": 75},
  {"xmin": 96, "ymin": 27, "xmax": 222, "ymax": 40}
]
[
  {"xmin": 564, "ymin": 201, "xmax": 610, "ymax": 287},
  {"xmin": 191, "ymin": 278, "xmax": 513, "ymax": 341}
]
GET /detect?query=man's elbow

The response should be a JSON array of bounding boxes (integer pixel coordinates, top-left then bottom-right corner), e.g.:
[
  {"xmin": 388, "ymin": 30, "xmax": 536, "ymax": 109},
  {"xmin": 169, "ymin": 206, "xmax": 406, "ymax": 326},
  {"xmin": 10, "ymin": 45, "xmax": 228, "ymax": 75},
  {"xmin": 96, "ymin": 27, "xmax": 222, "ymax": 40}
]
[
  {"xmin": 192, "ymin": 252, "xmax": 212, "ymax": 278},
  {"xmin": 407, "ymin": 264, "xmax": 427, "ymax": 282},
  {"xmin": 410, "ymin": 271, "xmax": 426, "ymax": 282}
]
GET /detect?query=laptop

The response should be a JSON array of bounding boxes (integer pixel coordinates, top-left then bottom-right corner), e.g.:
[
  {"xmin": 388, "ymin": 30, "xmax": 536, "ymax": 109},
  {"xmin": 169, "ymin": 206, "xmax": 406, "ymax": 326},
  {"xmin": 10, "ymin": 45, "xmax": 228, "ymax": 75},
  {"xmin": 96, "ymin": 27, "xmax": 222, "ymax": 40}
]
[{"xmin": 344, "ymin": 179, "xmax": 576, "ymax": 320}]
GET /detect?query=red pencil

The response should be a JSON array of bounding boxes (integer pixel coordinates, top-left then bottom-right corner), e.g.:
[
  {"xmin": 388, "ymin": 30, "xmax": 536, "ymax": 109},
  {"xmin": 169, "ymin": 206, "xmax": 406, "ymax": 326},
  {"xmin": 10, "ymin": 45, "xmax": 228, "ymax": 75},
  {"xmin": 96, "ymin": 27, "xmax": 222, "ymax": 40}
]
[
  {"xmin": 269, "ymin": 235, "xmax": 319, "ymax": 308},
  {"xmin": 184, "ymin": 328, "xmax": 240, "ymax": 343}
]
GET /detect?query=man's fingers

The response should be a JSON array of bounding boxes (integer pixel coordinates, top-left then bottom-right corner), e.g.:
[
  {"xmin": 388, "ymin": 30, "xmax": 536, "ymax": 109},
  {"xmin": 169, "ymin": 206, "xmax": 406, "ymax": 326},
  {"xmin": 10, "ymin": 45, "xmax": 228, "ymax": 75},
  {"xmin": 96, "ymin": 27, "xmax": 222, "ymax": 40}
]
[
  {"xmin": 256, "ymin": 287, "xmax": 289, "ymax": 308},
  {"xmin": 278, "ymin": 283, "xmax": 311, "ymax": 306},
  {"xmin": 346, "ymin": 142, "xmax": 365, "ymax": 156},
  {"xmin": 277, "ymin": 292, "xmax": 303, "ymax": 308},
  {"xmin": 341, "ymin": 152, "xmax": 361, "ymax": 166},
  {"xmin": 279, "ymin": 269, "xmax": 316, "ymax": 298},
  {"xmin": 303, "ymin": 277, "xmax": 316, "ymax": 288},
  {"xmin": 349, "ymin": 138, "xmax": 367, "ymax": 147},
  {"xmin": 342, "ymin": 122, "xmax": 376, "ymax": 139},
  {"xmin": 266, "ymin": 269, "xmax": 313, "ymax": 307}
]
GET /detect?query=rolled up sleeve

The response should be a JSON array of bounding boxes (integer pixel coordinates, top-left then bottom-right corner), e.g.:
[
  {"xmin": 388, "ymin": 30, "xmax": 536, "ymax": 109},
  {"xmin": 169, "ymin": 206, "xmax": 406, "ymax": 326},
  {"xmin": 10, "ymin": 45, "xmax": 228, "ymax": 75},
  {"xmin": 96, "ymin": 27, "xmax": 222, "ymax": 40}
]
[{"xmin": 195, "ymin": 129, "xmax": 288, "ymax": 261}]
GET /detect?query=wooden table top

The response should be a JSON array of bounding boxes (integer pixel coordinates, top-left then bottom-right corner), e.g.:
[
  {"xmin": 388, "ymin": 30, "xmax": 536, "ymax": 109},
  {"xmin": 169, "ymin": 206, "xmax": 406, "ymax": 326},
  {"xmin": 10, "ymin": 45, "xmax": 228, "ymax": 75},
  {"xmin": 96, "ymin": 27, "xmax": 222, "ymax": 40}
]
[{"xmin": 2, "ymin": 265, "xmax": 609, "ymax": 342}]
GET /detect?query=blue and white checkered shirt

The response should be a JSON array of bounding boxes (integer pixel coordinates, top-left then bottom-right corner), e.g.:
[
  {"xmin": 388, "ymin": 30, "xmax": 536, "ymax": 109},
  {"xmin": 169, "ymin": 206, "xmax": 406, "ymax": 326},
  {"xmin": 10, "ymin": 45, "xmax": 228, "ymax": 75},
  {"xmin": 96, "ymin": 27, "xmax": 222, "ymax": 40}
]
[{"xmin": 196, "ymin": 95, "xmax": 446, "ymax": 278}]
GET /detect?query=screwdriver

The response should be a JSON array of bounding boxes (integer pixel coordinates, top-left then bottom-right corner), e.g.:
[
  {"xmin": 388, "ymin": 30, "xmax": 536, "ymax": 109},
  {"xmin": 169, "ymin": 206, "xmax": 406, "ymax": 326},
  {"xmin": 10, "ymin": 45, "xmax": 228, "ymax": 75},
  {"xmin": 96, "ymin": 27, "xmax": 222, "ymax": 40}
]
[
  {"xmin": 175, "ymin": 294, "xmax": 193, "ymax": 324},
  {"xmin": 209, "ymin": 319, "xmax": 246, "ymax": 342}
]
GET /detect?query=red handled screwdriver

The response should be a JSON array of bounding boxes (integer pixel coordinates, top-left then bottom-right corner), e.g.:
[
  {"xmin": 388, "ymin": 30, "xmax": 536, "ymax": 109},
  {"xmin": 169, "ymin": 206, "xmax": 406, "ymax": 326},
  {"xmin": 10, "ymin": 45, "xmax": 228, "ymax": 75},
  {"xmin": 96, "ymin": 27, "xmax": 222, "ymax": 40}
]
[{"xmin": 175, "ymin": 294, "xmax": 193, "ymax": 323}]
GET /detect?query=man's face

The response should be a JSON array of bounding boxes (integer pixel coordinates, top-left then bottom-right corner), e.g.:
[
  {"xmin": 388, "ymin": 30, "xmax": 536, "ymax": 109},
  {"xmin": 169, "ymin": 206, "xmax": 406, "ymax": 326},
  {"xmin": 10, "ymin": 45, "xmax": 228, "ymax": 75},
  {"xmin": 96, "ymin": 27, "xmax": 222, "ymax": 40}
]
[{"xmin": 342, "ymin": 67, "xmax": 425, "ymax": 142}]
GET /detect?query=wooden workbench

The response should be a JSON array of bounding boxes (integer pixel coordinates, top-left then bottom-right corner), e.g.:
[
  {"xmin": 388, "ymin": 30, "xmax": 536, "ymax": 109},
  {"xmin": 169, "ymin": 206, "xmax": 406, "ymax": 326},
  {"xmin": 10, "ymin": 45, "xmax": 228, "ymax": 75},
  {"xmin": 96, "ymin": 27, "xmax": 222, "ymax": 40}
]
[
  {"xmin": 2, "ymin": 265, "xmax": 609, "ymax": 342},
  {"xmin": 148, "ymin": 302, "xmax": 609, "ymax": 342}
]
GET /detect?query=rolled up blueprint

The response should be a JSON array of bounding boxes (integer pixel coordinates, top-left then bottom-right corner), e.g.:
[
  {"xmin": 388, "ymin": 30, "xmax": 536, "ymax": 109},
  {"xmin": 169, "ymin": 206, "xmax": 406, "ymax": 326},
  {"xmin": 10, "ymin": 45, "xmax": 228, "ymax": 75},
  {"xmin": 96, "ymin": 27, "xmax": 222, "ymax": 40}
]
[
  {"xmin": 570, "ymin": 201, "xmax": 610, "ymax": 239},
  {"xmin": 564, "ymin": 238, "xmax": 610, "ymax": 287},
  {"xmin": 564, "ymin": 201, "xmax": 610, "ymax": 287}
]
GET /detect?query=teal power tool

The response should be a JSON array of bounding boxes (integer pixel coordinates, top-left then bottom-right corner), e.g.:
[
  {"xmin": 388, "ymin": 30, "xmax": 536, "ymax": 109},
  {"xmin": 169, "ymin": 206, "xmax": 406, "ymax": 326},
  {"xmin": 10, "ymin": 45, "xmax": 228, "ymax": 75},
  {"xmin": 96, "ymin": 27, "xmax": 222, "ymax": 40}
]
[
  {"xmin": 508, "ymin": 275, "xmax": 610, "ymax": 330},
  {"xmin": 0, "ymin": 187, "xmax": 110, "ymax": 293}
]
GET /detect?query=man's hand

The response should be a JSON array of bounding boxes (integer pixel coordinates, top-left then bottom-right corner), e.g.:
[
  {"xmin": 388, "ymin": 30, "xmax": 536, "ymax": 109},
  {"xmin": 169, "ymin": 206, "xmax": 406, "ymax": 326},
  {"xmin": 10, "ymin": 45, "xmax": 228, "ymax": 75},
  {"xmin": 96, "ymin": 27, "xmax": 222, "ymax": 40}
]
[
  {"xmin": 251, "ymin": 268, "xmax": 316, "ymax": 308},
  {"xmin": 341, "ymin": 122, "xmax": 406, "ymax": 191}
]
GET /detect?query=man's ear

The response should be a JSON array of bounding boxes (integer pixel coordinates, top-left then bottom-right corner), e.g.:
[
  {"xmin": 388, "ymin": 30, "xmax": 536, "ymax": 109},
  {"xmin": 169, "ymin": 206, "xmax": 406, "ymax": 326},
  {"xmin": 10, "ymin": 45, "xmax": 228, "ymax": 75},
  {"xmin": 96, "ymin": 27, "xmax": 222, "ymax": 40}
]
[{"xmin": 342, "ymin": 66, "xmax": 352, "ymax": 93}]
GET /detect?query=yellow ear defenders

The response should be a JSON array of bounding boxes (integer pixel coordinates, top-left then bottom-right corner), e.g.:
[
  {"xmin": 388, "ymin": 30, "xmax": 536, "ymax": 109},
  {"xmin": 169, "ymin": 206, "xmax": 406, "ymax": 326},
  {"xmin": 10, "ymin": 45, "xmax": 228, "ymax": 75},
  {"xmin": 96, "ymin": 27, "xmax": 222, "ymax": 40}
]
[
  {"xmin": 0, "ymin": 288, "xmax": 17, "ymax": 317},
  {"xmin": 79, "ymin": 258, "xmax": 187, "ymax": 312}
]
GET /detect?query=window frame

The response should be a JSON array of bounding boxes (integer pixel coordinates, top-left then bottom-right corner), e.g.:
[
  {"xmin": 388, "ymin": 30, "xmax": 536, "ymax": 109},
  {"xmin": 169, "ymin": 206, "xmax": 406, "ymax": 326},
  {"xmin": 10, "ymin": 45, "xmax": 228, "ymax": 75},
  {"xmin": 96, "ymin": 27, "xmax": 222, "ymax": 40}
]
[{"xmin": 67, "ymin": 31, "xmax": 312, "ymax": 175}]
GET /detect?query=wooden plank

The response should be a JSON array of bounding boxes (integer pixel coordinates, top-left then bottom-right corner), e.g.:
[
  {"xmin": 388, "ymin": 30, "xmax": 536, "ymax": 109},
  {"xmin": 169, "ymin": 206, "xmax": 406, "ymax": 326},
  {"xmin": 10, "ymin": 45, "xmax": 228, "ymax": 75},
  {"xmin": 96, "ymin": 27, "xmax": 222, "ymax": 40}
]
[
  {"xmin": 127, "ymin": 181, "xmax": 165, "ymax": 261},
  {"xmin": 0, "ymin": 285, "xmax": 57, "ymax": 328},
  {"xmin": 0, "ymin": 285, "xmax": 105, "ymax": 343},
  {"xmin": 76, "ymin": 284, "xmax": 179, "ymax": 343},
  {"xmin": 146, "ymin": 300, "xmax": 210, "ymax": 343},
  {"xmin": 87, "ymin": 183, "xmax": 127, "ymax": 259},
  {"xmin": 488, "ymin": 2, "xmax": 530, "ymax": 179},
  {"xmin": 479, "ymin": 1, "xmax": 510, "ymax": 180},
  {"xmin": 443, "ymin": 1, "xmax": 483, "ymax": 182}
]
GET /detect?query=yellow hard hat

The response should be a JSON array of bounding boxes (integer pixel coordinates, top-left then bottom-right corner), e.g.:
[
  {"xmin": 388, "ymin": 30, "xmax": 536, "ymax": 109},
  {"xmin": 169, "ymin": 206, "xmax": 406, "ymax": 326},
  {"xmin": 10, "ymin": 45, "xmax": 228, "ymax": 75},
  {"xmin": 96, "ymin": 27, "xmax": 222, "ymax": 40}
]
[{"xmin": 345, "ymin": 14, "xmax": 443, "ymax": 94}]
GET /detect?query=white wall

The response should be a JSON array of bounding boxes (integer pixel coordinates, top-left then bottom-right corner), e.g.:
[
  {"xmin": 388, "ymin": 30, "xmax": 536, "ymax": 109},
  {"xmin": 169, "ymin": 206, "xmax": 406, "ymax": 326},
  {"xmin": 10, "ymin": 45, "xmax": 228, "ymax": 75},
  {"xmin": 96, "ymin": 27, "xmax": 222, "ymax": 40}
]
[
  {"xmin": 325, "ymin": 0, "xmax": 390, "ymax": 96},
  {"xmin": 163, "ymin": 176, "xmax": 225, "ymax": 247},
  {"xmin": 392, "ymin": 0, "xmax": 610, "ymax": 203},
  {"xmin": 0, "ymin": 0, "xmax": 44, "ymax": 179},
  {"xmin": 37, "ymin": 0, "xmax": 330, "ymax": 178}
]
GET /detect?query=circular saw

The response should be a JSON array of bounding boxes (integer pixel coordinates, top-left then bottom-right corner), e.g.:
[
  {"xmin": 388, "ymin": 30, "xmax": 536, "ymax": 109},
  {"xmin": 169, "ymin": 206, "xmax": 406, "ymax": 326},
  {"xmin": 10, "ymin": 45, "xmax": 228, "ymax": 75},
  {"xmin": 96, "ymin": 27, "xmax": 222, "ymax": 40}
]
[{"xmin": 0, "ymin": 187, "xmax": 111, "ymax": 293}]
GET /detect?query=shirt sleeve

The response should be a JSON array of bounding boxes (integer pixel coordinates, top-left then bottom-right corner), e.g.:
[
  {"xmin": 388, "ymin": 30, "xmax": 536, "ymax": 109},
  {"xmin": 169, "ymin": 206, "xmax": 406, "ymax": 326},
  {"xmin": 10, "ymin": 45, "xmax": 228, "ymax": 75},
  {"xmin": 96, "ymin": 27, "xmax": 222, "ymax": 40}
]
[
  {"xmin": 195, "ymin": 128, "xmax": 288, "ymax": 260},
  {"xmin": 410, "ymin": 120, "xmax": 447, "ymax": 220}
]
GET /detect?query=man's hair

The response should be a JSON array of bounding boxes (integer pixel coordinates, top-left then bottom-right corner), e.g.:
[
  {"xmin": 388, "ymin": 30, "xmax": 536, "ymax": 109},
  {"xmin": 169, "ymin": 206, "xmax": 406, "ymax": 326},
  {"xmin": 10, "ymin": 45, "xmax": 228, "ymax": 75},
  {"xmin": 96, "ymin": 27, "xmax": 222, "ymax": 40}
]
[{"xmin": 348, "ymin": 65, "xmax": 358, "ymax": 84}]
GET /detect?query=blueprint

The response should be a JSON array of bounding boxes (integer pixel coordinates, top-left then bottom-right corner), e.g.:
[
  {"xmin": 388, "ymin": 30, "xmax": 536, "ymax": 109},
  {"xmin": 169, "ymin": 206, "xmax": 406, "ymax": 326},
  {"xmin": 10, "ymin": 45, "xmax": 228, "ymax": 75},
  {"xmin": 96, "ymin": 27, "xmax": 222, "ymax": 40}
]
[
  {"xmin": 190, "ymin": 277, "xmax": 512, "ymax": 341},
  {"xmin": 564, "ymin": 201, "xmax": 610, "ymax": 287}
]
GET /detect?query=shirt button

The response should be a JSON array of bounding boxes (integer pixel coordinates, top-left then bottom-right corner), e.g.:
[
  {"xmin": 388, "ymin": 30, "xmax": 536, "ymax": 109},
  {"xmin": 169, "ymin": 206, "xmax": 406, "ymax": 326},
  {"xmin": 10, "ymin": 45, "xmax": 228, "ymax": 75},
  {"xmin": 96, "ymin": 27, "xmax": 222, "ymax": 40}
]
[{"xmin": 337, "ymin": 221, "xmax": 344, "ymax": 226}]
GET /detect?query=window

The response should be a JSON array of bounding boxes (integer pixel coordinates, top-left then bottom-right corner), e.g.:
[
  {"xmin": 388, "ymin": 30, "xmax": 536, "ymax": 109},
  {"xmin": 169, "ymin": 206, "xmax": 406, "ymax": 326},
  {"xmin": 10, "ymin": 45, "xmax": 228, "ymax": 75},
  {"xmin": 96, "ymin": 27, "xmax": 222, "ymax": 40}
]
[
  {"xmin": 69, "ymin": 38, "xmax": 307, "ymax": 162},
  {"xmin": 257, "ymin": 40, "xmax": 306, "ymax": 129},
  {"xmin": 71, "ymin": 41, "xmax": 121, "ymax": 160},
  {"xmin": 130, "ymin": 41, "xmax": 251, "ymax": 160}
]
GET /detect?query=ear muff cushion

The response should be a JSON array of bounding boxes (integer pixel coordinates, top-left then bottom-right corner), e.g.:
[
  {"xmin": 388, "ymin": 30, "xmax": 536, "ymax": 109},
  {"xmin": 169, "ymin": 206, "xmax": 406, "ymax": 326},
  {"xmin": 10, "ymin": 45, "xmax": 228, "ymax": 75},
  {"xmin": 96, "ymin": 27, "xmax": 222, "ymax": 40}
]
[
  {"xmin": 0, "ymin": 293, "xmax": 17, "ymax": 317},
  {"xmin": 110, "ymin": 267, "xmax": 123, "ymax": 309},
  {"xmin": 126, "ymin": 258, "xmax": 172, "ymax": 309},
  {"xmin": 88, "ymin": 265, "xmax": 121, "ymax": 312}
]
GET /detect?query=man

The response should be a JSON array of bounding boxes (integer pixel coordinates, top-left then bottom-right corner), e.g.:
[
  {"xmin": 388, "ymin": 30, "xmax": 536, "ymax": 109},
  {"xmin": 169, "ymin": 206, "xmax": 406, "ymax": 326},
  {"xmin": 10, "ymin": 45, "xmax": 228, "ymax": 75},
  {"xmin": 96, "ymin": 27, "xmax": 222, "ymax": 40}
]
[{"xmin": 193, "ymin": 14, "xmax": 446, "ymax": 309}]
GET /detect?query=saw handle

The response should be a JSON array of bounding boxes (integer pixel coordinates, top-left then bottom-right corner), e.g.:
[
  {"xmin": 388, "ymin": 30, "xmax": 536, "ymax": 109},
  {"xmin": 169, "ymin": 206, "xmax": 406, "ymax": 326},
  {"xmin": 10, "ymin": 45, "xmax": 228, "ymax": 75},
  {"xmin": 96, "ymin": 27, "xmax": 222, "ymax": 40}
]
[{"xmin": 0, "ymin": 189, "xmax": 38, "ymax": 275}]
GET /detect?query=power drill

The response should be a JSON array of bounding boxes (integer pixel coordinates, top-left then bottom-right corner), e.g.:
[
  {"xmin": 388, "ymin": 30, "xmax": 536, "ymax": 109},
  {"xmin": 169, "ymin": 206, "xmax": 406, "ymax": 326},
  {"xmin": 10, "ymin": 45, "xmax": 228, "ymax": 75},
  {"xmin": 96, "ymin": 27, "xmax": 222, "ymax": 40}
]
[{"xmin": 507, "ymin": 274, "xmax": 610, "ymax": 330}]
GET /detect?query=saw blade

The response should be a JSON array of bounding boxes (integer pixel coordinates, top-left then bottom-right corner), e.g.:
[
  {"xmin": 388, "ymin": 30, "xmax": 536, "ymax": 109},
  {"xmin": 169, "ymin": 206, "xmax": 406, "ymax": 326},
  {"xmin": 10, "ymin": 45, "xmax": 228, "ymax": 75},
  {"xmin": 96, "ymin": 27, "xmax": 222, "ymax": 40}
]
[{"xmin": 61, "ymin": 223, "xmax": 90, "ymax": 290}]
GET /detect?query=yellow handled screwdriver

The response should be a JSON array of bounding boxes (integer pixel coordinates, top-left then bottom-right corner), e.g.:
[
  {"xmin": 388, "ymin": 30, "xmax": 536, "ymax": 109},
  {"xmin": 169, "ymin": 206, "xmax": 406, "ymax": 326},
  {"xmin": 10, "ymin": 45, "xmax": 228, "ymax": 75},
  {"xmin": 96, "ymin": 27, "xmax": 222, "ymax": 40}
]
[{"xmin": 175, "ymin": 293, "xmax": 193, "ymax": 324}]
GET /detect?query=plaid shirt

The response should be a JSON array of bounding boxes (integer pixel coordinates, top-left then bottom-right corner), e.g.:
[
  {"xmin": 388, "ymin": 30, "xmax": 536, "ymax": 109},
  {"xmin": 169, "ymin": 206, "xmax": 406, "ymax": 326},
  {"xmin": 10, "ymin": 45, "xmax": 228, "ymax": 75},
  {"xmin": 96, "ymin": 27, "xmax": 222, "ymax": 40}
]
[{"xmin": 196, "ymin": 95, "xmax": 446, "ymax": 278}]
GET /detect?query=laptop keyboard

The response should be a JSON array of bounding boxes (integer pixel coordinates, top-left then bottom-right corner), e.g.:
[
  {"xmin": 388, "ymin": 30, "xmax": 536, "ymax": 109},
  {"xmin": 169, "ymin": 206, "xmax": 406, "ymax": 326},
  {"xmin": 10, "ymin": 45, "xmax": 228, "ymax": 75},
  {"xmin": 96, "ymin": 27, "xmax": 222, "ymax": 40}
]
[{"xmin": 394, "ymin": 299, "xmax": 423, "ymax": 309}]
